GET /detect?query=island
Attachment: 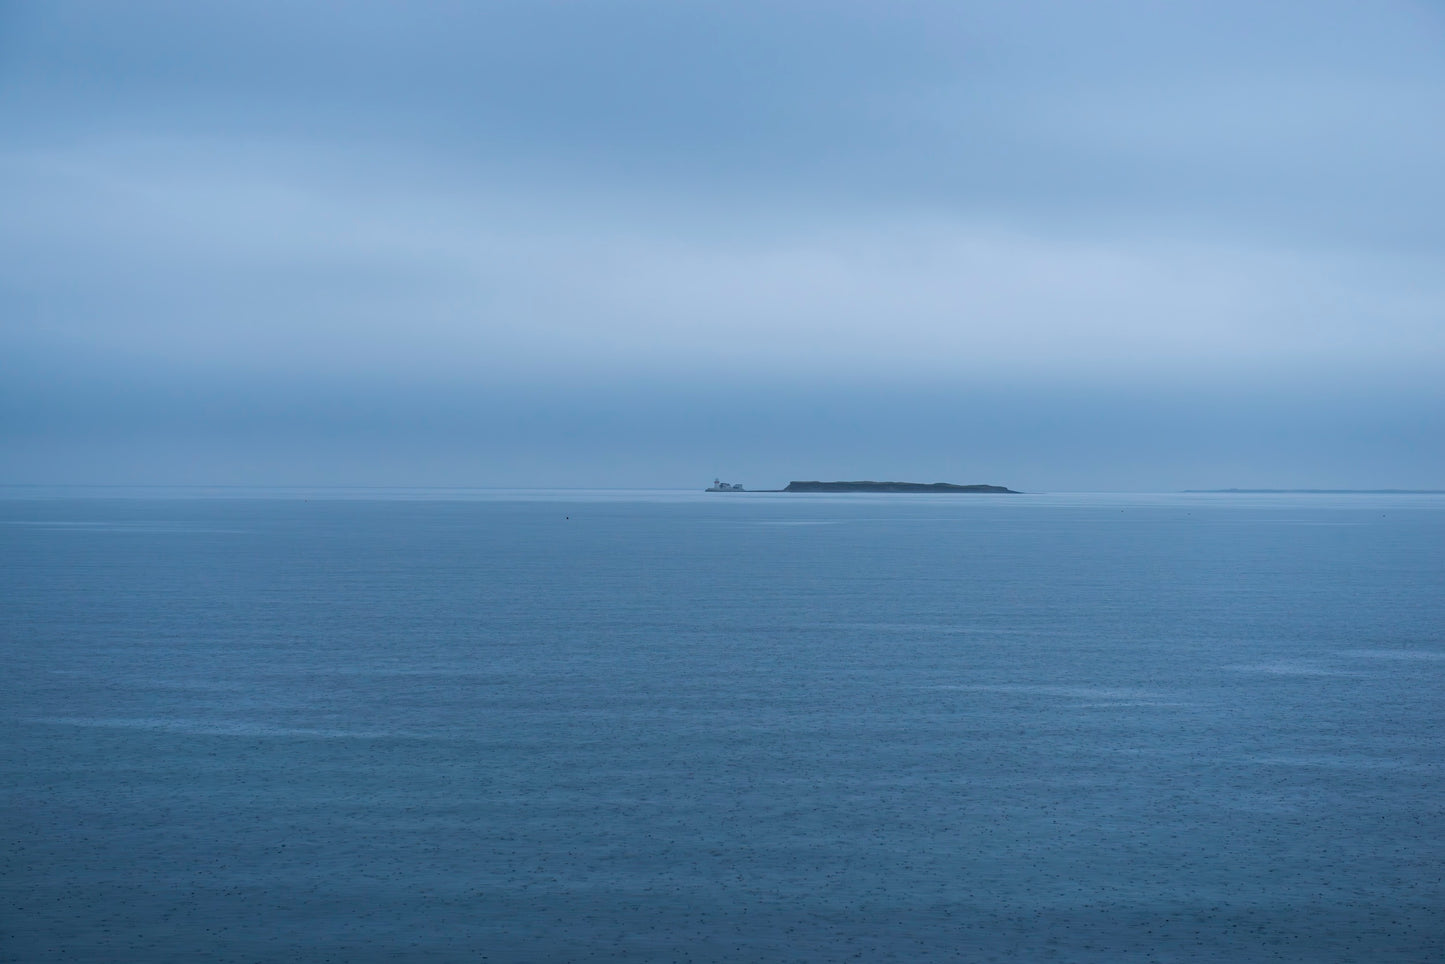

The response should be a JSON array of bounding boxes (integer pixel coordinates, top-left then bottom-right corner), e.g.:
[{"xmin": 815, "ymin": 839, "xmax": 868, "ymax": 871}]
[{"xmin": 783, "ymin": 481, "xmax": 1018, "ymax": 494}]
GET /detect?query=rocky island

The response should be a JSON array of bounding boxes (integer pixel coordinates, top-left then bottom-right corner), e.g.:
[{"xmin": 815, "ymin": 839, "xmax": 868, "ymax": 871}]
[{"xmin": 783, "ymin": 481, "xmax": 1018, "ymax": 494}]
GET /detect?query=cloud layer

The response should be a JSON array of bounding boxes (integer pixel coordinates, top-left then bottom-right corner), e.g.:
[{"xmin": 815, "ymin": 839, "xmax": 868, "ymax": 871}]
[{"xmin": 2, "ymin": 1, "xmax": 1442, "ymax": 487}]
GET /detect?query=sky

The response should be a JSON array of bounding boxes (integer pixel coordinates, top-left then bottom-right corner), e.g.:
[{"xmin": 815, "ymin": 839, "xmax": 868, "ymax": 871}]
[{"xmin": 2, "ymin": 0, "xmax": 1442, "ymax": 490}]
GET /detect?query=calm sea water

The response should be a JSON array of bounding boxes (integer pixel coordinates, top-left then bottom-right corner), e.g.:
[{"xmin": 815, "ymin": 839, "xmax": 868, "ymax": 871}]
[{"xmin": 2, "ymin": 491, "xmax": 1442, "ymax": 962}]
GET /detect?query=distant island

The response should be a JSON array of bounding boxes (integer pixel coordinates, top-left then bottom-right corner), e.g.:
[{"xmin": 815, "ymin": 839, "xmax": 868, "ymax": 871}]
[
  {"xmin": 783, "ymin": 481, "xmax": 1017, "ymax": 494},
  {"xmin": 705, "ymin": 479, "xmax": 1020, "ymax": 493}
]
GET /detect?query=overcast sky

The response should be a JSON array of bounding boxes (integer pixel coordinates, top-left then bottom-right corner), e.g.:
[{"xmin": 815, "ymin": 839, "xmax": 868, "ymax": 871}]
[{"xmin": 2, "ymin": 1, "xmax": 1442, "ymax": 489}]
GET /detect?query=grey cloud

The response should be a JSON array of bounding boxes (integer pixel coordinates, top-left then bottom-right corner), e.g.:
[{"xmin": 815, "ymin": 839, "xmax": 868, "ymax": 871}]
[
  {"xmin": 4, "ymin": 2, "xmax": 1441, "ymax": 245},
  {"xmin": 1, "ymin": 1, "xmax": 1441, "ymax": 487}
]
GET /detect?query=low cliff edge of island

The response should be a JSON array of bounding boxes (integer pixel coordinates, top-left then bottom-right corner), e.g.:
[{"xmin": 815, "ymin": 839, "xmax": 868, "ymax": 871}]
[{"xmin": 783, "ymin": 481, "xmax": 1018, "ymax": 494}]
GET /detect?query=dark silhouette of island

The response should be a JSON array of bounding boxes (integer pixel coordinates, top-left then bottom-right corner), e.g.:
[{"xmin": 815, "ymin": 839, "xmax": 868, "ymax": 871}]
[{"xmin": 783, "ymin": 481, "xmax": 1018, "ymax": 493}]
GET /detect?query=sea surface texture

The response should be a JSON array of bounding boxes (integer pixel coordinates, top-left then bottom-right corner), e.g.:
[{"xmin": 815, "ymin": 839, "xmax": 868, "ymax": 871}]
[{"xmin": 2, "ymin": 491, "xmax": 1442, "ymax": 962}]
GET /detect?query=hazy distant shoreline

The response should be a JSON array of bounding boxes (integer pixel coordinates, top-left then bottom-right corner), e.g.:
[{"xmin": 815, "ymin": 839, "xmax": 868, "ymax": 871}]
[{"xmin": 1185, "ymin": 488, "xmax": 1445, "ymax": 494}]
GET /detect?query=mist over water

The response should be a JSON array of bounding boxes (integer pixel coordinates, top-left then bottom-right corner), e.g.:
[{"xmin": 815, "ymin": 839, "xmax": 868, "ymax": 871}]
[
  {"xmin": 3, "ymin": 491, "xmax": 1442, "ymax": 961},
  {"xmin": 6, "ymin": 370, "xmax": 1443, "ymax": 491}
]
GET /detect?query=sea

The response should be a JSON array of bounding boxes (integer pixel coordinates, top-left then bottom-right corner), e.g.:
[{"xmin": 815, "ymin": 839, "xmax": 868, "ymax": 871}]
[{"xmin": 2, "ymin": 489, "xmax": 1442, "ymax": 962}]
